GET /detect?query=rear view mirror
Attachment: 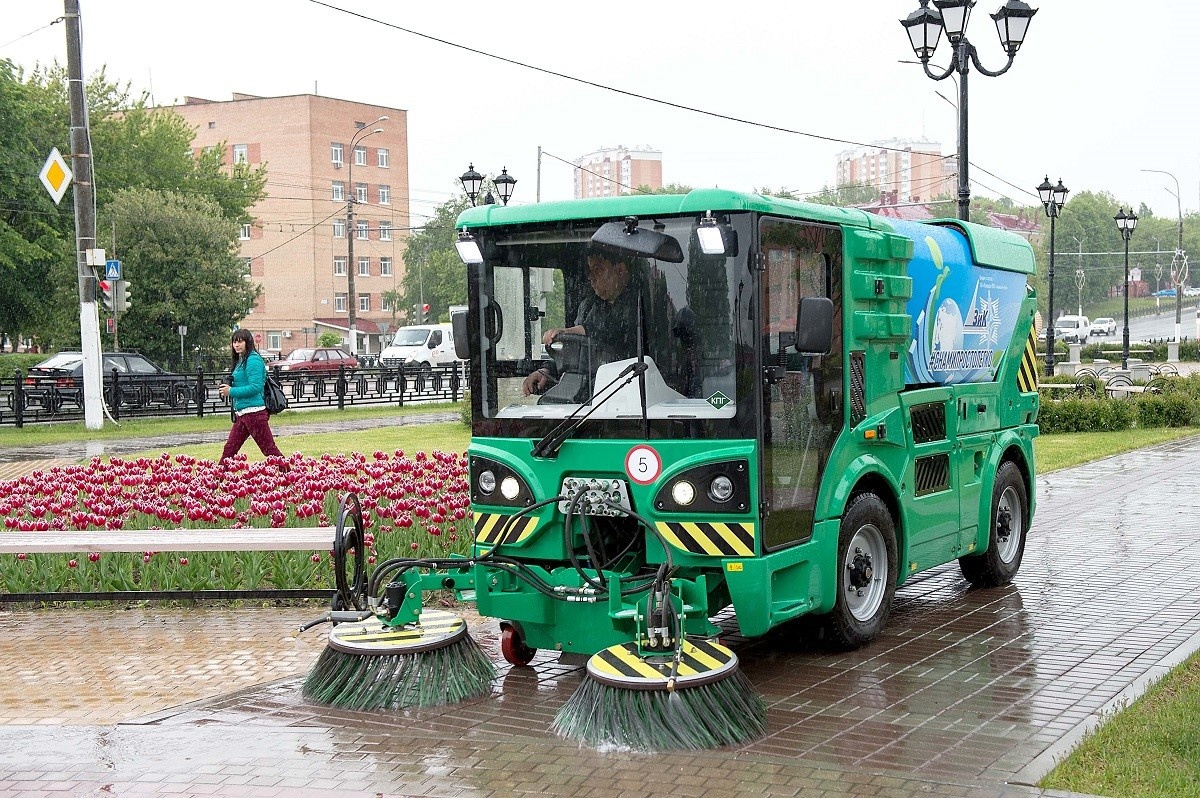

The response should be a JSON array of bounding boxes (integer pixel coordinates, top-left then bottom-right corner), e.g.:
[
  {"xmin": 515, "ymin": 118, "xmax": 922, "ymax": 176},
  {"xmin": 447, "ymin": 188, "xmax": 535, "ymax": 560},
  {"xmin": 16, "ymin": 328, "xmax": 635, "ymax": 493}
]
[
  {"xmin": 591, "ymin": 218, "xmax": 684, "ymax": 263},
  {"xmin": 794, "ymin": 296, "xmax": 834, "ymax": 355}
]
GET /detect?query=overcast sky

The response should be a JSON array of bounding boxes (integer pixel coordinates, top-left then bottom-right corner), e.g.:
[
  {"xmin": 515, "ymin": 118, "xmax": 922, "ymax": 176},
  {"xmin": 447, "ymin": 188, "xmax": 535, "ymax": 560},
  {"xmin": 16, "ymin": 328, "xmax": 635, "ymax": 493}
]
[{"xmin": 4, "ymin": 1, "xmax": 1199, "ymax": 227}]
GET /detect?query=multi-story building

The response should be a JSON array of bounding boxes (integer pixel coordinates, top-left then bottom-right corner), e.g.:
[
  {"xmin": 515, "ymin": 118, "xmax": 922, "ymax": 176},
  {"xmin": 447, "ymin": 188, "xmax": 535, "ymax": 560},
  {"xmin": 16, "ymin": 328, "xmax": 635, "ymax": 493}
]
[
  {"xmin": 170, "ymin": 93, "xmax": 410, "ymax": 356},
  {"xmin": 834, "ymin": 138, "xmax": 955, "ymax": 204},
  {"xmin": 573, "ymin": 145, "xmax": 662, "ymax": 198}
]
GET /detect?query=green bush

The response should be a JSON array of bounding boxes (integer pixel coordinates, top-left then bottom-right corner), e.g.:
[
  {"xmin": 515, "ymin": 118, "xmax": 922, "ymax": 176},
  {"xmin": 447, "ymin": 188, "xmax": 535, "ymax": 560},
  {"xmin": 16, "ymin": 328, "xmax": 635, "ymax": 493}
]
[
  {"xmin": 1038, "ymin": 397, "xmax": 1134, "ymax": 434},
  {"xmin": 1134, "ymin": 393, "xmax": 1194, "ymax": 428},
  {"xmin": 0, "ymin": 353, "xmax": 48, "ymax": 378}
]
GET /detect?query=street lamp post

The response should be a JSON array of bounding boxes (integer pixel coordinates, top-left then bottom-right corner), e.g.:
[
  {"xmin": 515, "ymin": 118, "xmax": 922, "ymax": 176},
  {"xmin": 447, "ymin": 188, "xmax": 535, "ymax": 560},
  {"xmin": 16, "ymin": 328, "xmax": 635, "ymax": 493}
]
[
  {"xmin": 901, "ymin": 0, "xmax": 1038, "ymax": 221},
  {"xmin": 460, "ymin": 164, "xmax": 518, "ymax": 208},
  {"xmin": 346, "ymin": 116, "xmax": 388, "ymax": 356},
  {"xmin": 1114, "ymin": 208, "xmax": 1139, "ymax": 371},
  {"xmin": 1141, "ymin": 169, "xmax": 1189, "ymax": 342},
  {"xmin": 1037, "ymin": 176, "xmax": 1068, "ymax": 375}
]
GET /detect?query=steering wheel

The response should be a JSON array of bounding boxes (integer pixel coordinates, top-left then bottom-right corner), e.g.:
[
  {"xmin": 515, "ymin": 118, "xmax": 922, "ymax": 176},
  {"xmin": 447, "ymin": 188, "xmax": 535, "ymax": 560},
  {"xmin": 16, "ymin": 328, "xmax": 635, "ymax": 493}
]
[{"xmin": 547, "ymin": 333, "xmax": 592, "ymax": 376}]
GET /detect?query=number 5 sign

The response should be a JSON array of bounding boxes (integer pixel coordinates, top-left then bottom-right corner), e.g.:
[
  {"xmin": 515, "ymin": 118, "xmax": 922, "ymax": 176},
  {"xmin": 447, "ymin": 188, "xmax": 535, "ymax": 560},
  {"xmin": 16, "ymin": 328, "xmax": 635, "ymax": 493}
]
[{"xmin": 625, "ymin": 445, "xmax": 662, "ymax": 485}]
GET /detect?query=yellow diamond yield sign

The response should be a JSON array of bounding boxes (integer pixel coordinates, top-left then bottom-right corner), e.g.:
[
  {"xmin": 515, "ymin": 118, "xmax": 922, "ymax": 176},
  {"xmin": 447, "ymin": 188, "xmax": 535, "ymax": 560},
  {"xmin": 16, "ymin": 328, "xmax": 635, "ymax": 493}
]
[{"xmin": 39, "ymin": 147, "xmax": 73, "ymax": 205}]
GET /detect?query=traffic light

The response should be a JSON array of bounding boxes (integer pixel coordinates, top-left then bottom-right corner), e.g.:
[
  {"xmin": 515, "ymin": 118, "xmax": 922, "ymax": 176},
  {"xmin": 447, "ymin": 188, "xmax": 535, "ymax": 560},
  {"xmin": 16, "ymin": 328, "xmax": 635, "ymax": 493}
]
[
  {"xmin": 99, "ymin": 279, "xmax": 115, "ymax": 312},
  {"xmin": 115, "ymin": 280, "xmax": 132, "ymax": 314},
  {"xmin": 422, "ymin": 303, "xmax": 430, "ymax": 323},
  {"xmin": 414, "ymin": 302, "xmax": 430, "ymax": 323}
]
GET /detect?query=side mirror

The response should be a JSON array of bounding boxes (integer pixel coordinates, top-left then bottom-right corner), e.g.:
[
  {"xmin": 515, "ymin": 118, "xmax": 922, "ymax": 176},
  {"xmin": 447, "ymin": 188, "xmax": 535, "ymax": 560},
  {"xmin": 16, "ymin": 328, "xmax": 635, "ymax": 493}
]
[
  {"xmin": 795, "ymin": 296, "xmax": 834, "ymax": 355},
  {"xmin": 451, "ymin": 310, "xmax": 470, "ymax": 360}
]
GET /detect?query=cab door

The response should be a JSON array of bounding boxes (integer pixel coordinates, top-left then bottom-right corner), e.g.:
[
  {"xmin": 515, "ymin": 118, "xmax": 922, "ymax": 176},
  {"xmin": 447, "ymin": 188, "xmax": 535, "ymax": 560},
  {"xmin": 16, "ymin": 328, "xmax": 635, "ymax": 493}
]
[{"xmin": 758, "ymin": 218, "xmax": 844, "ymax": 549}]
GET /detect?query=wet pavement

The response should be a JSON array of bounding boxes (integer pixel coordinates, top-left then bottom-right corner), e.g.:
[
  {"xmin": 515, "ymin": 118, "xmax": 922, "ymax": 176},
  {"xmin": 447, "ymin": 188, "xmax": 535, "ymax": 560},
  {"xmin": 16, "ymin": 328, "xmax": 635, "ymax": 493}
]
[{"xmin": 2, "ymin": 435, "xmax": 1200, "ymax": 796}]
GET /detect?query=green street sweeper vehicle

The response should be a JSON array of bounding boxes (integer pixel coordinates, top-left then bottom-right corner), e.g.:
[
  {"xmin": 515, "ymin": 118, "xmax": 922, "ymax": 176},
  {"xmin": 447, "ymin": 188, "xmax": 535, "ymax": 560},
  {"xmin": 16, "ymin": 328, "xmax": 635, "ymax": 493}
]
[
  {"xmin": 304, "ymin": 188, "xmax": 1039, "ymax": 747},
  {"xmin": 448, "ymin": 188, "xmax": 1038, "ymax": 661}
]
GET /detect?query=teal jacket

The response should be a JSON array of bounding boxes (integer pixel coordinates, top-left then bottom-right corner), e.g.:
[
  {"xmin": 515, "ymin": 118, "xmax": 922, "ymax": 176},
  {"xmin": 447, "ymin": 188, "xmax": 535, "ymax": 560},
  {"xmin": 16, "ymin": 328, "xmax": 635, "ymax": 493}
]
[{"xmin": 228, "ymin": 351, "xmax": 268, "ymax": 412}]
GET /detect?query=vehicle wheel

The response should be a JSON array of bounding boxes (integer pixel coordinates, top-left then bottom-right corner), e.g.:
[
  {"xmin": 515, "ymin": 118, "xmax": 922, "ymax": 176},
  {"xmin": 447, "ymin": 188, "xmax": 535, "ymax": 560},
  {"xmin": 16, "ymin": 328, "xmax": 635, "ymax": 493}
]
[
  {"xmin": 825, "ymin": 493, "xmax": 897, "ymax": 650},
  {"xmin": 959, "ymin": 461, "xmax": 1028, "ymax": 588},
  {"xmin": 500, "ymin": 623, "xmax": 536, "ymax": 666}
]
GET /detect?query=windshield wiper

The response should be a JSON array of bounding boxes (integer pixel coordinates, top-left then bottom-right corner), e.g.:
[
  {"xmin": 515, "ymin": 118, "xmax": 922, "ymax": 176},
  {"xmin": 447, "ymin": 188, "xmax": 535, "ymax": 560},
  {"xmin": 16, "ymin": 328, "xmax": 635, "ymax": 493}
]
[
  {"xmin": 531, "ymin": 360, "xmax": 648, "ymax": 459},
  {"xmin": 636, "ymin": 293, "xmax": 648, "ymax": 438}
]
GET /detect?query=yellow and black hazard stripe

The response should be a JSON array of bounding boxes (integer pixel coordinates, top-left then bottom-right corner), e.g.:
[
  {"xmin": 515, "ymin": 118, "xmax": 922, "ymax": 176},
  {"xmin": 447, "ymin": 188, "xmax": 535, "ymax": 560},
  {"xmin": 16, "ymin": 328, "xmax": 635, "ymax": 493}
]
[
  {"xmin": 586, "ymin": 638, "xmax": 738, "ymax": 689},
  {"xmin": 474, "ymin": 512, "xmax": 538, "ymax": 546},
  {"xmin": 326, "ymin": 609, "xmax": 467, "ymax": 655},
  {"xmin": 1017, "ymin": 325, "xmax": 1039, "ymax": 393},
  {"xmin": 654, "ymin": 521, "xmax": 755, "ymax": 557}
]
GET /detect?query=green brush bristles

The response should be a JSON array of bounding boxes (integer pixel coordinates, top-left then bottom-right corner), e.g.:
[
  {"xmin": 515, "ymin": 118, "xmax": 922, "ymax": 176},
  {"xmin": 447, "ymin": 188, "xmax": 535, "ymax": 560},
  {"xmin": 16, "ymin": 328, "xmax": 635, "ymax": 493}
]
[
  {"xmin": 552, "ymin": 669, "xmax": 766, "ymax": 750},
  {"xmin": 302, "ymin": 635, "xmax": 495, "ymax": 710}
]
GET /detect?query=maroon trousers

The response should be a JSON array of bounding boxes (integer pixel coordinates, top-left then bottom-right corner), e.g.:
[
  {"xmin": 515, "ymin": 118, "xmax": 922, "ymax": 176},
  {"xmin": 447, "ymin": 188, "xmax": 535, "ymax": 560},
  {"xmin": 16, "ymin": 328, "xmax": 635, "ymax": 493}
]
[{"xmin": 220, "ymin": 409, "xmax": 283, "ymax": 462}]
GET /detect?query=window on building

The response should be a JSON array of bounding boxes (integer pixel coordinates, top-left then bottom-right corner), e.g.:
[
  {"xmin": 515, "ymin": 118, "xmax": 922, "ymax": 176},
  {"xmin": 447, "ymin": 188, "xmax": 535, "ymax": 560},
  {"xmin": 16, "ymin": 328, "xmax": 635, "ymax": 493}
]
[
  {"xmin": 335, "ymin": 293, "xmax": 347, "ymax": 312},
  {"xmin": 377, "ymin": 148, "xmax": 389, "ymax": 168},
  {"xmin": 358, "ymin": 293, "xmax": 371, "ymax": 313},
  {"xmin": 331, "ymin": 142, "xmax": 344, "ymax": 166},
  {"xmin": 207, "ymin": 121, "xmax": 216, "ymax": 130},
  {"xmin": 239, "ymin": 223, "xmax": 251, "ymax": 240},
  {"xmin": 356, "ymin": 221, "xmax": 368, "ymax": 240},
  {"xmin": 242, "ymin": 257, "xmax": 253, "ymax": 278},
  {"xmin": 379, "ymin": 221, "xmax": 392, "ymax": 241},
  {"xmin": 233, "ymin": 144, "xmax": 248, "ymax": 164},
  {"xmin": 332, "ymin": 181, "xmax": 345, "ymax": 202},
  {"xmin": 333, "ymin": 257, "xmax": 347, "ymax": 276},
  {"xmin": 266, "ymin": 331, "xmax": 282, "ymax": 351},
  {"xmin": 381, "ymin": 293, "xmax": 393, "ymax": 312},
  {"xmin": 380, "ymin": 257, "xmax": 392, "ymax": 277},
  {"xmin": 355, "ymin": 183, "xmax": 368, "ymax": 203},
  {"xmin": 333, "ymin": 218, "xmax": 346, "ymax": 238},
  {"xmin": 378, "ymin": 184, "xmax": 390, "ymax": 205},
  {"xmin": 358, "ymin": 257, "xmax": 371, "ymax": 277},
  {"xmin": 354, "ymin": 145, "xmax": 367, "ymax": 166}
]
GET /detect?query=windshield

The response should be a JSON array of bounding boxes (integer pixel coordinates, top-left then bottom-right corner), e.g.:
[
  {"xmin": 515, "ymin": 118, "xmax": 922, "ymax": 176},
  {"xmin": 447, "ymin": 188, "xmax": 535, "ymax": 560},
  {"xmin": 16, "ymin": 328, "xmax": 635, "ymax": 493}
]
[
  {"xmin": 35, "ymin": 353, "xmax": 82, "ymax": 370},
  {"xmin": 391, "ymin": 329, "xmax": 431, "ymax": 347},
  {"xmin": 468, "ymin": 214, "xmax": 753, "ymax": 437},
  {"xmin": 1056, "ymin": 319, "xmax": 1079, "ymax": 329}
]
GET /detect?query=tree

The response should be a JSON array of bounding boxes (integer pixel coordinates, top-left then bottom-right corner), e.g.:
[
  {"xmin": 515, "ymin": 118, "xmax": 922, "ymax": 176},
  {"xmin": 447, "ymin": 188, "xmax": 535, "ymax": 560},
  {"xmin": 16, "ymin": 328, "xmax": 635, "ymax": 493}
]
[
  {"xmin": 2, "ymin": 65, "xmax": 266, "ymax": 350},
  {"xmin": 317, "ymin": 331, "xmax": 342, "ymax": 348},
  {"xmin": 99, "ymin": 188, "xmax": 260, "ymax": 366},
  {"xmin": 401, "ymin": 194, "xmax": 472, "ymax": 324},
  {"xmin": 381, "ymin": 288, "xmax": 403, "ymax": 334},
  {"xmin": 804, "ymin": 182, "xmax": 880, "ymax": 207}
]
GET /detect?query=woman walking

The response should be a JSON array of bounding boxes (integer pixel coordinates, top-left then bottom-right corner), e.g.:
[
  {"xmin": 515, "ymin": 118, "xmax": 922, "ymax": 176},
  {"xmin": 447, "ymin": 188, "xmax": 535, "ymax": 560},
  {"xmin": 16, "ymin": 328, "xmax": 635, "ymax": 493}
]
[{"xmin": 218, "ymin": 329, "xmax": 284, "ymax": 464}]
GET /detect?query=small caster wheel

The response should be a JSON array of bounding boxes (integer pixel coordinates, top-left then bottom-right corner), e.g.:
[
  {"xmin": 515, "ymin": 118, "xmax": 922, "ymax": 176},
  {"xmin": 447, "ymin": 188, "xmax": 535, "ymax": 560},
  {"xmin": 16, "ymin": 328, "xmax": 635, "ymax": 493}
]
[{"xmin": 500, "ymin": 623, "xmax": 536, "ymax": 666}]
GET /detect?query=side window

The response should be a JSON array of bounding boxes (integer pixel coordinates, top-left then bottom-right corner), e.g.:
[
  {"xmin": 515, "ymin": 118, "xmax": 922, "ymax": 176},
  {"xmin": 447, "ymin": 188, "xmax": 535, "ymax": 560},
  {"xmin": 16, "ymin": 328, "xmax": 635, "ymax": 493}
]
[
  {"xmin": 127, "ymin": 356, "xmax": 159, "ymax": 374},
  {"xmin": 104, "ymin": 356, "xmax": 129, "ymax": 374},
  {"xmin": 429, "ymin": 330, "xmax": 442, "ymax": 347}
]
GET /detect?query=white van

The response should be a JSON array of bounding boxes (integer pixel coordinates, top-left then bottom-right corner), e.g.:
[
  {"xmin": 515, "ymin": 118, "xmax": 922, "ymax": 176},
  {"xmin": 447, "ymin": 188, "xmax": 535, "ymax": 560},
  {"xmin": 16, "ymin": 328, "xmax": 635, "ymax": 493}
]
[
  {"xmin": 1053, "ymin": 314, "xmax": 1090, "ymax": 345},
  {"xmin": 380, "ymin": 323, "xmax": 461, "ymax": 370}
]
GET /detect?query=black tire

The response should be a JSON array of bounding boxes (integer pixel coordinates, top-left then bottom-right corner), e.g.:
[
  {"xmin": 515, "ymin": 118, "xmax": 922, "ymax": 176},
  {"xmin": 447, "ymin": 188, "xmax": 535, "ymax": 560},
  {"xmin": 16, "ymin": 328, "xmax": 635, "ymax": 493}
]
[
  {"xmin": 959, "ymin": 461, "xmax": 1028, "ymax": 587},
  {"xmin": 825, "ymin": 492, "xmax": 898, "ymax": 650}
]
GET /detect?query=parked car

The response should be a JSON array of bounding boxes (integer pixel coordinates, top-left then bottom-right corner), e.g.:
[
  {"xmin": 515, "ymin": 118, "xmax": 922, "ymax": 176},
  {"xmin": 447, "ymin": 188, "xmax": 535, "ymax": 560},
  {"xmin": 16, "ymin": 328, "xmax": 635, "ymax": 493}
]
[
  {"xmin": 1184, "ymin": 287, "xmax": 1200, "ymax": 297},
  {"xmin": 379, "ymin": 323, "xmax": 462, "ymax": 371},
  {"xmin": 1091, "ymin": 317, "xmax": 1117, "ymax": 336},
  {"xmin": 18, "ymin": 351, "xmax": 191, "ymax": 412},
  {"xmin": 1153, "ymin": 288, "xmax": 1177, "ymax": 297},
  {"xmin": 1053, "ymin": 314, "xmax": 1090, "ymax": 345},
  {"xmin": 271, "ymin": 347, "xmax": 358, "ymax": 374}
]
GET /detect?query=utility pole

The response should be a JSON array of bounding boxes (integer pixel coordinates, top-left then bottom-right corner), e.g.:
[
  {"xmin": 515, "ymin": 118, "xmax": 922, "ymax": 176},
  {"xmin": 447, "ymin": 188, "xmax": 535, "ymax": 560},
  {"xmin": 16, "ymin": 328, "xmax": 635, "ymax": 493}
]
[{"xmin": 65, "ymin": 0, "xmax": 103, "ymax": 430}]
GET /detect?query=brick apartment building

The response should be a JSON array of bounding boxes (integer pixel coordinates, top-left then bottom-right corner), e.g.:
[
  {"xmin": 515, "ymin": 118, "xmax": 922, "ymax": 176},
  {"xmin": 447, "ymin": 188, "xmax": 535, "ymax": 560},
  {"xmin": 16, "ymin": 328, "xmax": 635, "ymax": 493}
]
[
  {"xmin": 573, "ymin": 145, "xmax": 662, "ymax": 198},
  {"xmin": 835, "ymin": 137, "xmax": 956, "ymax": 204},
  {"xmin": 170, "ymin": 93, "xmax": 410, "ymax": 356}
]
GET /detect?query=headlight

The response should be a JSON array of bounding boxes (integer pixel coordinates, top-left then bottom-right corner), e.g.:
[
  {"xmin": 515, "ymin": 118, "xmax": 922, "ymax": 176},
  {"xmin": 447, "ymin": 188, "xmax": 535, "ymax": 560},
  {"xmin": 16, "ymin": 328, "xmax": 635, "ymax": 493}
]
[
  {"xmin": 671, "ymin": 480, "xmax": 696, "ymax": 506},
  {"xmin": 500, "ymin": 476, "xmax": 521, "ymax": 501},
  {"xmin": 478, "ymin": 470, "xmax": 496, "ymax": 495},
  {"xmin": 708, "ymin": 475, "xmax": 734, "ymax": 503}
]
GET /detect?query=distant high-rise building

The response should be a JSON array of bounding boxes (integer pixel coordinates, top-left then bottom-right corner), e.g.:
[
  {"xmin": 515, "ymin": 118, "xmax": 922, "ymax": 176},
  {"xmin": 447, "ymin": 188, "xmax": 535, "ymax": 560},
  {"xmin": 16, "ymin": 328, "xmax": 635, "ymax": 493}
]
[
  {"xmin": 170, "ymin": 93, "xmax": 410, "ymax": 355},
  {"xmin": 834, "ymin": 138, "xmax": 955, "ymax": 203},
  {"xmin": 573, "ymin": 146, "xmax": 662, "ymax": 198}
]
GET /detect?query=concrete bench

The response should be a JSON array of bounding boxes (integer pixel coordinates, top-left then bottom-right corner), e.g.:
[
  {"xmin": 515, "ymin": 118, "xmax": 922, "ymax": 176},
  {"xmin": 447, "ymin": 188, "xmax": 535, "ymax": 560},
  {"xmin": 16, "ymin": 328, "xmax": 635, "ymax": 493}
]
[{"xmin": 0, "ymin": 526, "xmax": 336, "ymax": 554}]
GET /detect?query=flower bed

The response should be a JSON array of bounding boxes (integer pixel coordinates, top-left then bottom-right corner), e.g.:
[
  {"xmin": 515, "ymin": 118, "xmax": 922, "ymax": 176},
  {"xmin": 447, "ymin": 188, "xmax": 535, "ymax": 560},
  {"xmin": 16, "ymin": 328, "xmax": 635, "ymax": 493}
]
[{"xmin": 0, "ymin": 449, "xmax": 470, "ymax": 593}]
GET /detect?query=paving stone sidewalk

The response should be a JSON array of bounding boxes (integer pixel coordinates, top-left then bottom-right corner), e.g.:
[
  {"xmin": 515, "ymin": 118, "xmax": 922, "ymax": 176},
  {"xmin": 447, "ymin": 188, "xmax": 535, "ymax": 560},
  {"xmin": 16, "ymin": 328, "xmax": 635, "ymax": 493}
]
[{"xmin": 1, "ymin": 436, "xmax": 1198, "ymax": 796}]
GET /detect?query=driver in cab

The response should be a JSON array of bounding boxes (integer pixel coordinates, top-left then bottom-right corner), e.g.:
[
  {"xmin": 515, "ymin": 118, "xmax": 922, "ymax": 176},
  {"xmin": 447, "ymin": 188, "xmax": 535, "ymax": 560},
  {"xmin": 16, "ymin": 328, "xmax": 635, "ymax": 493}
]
[{"xmin": 523, "ymin": 247, "xmax": 641, "ymax": 396}]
